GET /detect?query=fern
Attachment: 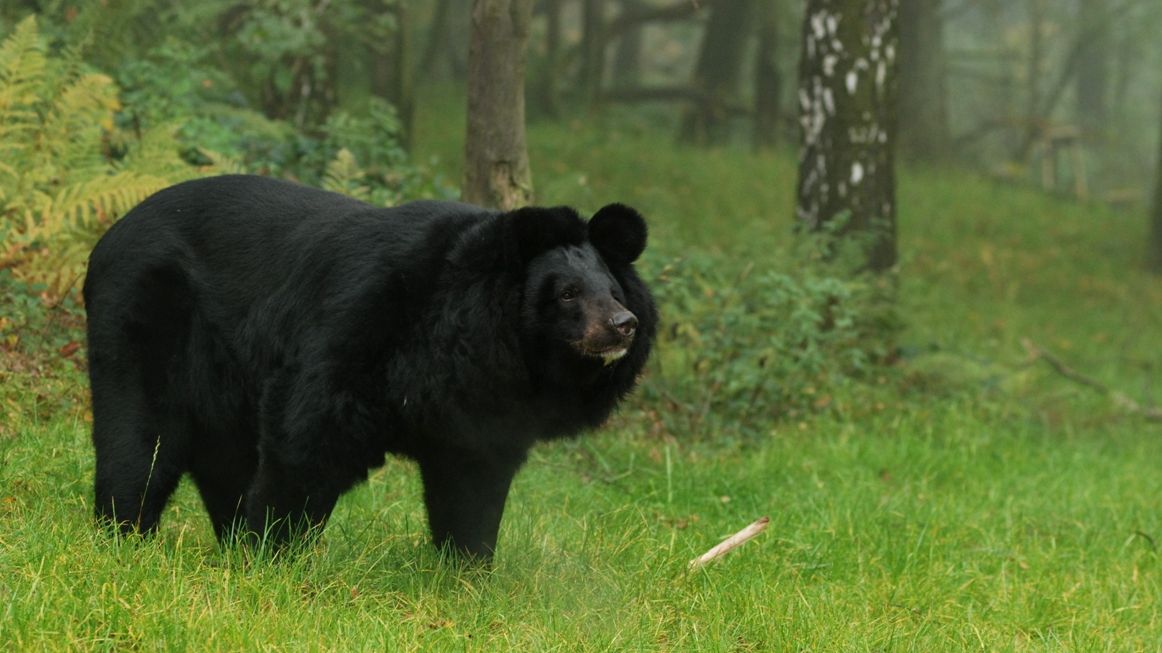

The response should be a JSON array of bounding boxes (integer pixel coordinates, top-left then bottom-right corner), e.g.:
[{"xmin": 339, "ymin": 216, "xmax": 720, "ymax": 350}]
[
  {"xmin": 0, "ymin": 16, "xmax": 45, "ymax": 112},
  {"xmin": 0, "ymin": 16, "xmax": 210, "ymax": 301},
  {"xmin": 323, "ymin": 148, "xmax": 372, "ymax": 201}
]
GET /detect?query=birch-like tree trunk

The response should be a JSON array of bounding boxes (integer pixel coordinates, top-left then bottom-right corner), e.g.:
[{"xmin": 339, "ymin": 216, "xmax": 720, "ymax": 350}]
[
  {"xmin": 463, "ymin": 0, "xmax": 534, "ymax": 210},
  {"xmin": 795, "ymin": 0, "xmax": 899, "ymax": 272}
]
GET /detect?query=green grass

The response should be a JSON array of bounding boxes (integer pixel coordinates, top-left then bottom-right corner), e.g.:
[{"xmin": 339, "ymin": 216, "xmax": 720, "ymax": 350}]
[{"xmin": 2, "ymin": 90, "xmax": 1161, "ymax": 650}]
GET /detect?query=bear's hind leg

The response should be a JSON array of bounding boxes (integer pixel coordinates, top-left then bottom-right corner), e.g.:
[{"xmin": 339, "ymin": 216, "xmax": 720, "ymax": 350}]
[
  {"xmin": 92, "ymin": 408, "xmax": 188, "ymax": 536},
  {"xmin": 89, "ymin": 260, "xmax": 195, "ymax": 535}
]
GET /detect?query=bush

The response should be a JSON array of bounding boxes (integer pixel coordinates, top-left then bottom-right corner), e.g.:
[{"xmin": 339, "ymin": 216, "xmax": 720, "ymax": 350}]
[
  {"xmin": 636, "ymin": 246, "xmax": 897, "ymax": 440},
  {"xmin": 0, "ymin": 16, "xmax": 204, "ymax": 301}
]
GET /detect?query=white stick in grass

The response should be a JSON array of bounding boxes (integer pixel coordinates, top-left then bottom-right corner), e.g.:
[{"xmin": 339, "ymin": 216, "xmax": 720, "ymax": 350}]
[{"xmin": 688, "ymin": 516, "xmax": 770, "ymax": 569}]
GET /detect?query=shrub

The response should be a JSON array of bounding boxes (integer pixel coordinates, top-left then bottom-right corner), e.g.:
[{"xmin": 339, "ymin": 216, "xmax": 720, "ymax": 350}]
[
  {"xmin": 0, "ymin": 16, "xmax": 205, "ymax": 301},
  {"xmin": 636, "ymin": 245, "xmax": 897, "ymax": 439}
]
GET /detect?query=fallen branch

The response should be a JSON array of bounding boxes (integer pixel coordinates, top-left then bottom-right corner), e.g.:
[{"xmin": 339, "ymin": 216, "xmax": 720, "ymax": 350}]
[
  {"xmin": 1022, "ymin": 339, "xmax": 1162, "ymax": 422},
  {"xmin": 688, "ymin": 516, "xmax": 769, "ymax": 569}
]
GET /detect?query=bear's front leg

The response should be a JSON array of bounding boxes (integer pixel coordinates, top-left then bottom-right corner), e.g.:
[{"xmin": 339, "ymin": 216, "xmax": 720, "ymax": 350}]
[{"xmin": 417, "ymin": 445, "xmax": 525, "ymax": 561}]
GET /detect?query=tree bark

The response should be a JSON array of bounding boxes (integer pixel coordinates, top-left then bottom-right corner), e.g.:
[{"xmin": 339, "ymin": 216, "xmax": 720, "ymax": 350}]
[
  {"xmin": 752, "ymin": 0, "xmax": 781, "ymax": 151},
  {"xmin": 1075, "ymin": 0, "xmax": 1109, "ymax": 141},
  {"xmin": 419, "ymin": 0, "xmax": 453, "ymax": 76},
  {"xmin": 534, "ymin": 0, "xmax": 562, "ymax": 117},
  {"xmin": 1152, "ymin": 94, "xmax": 1162, "ymax": 274},
  {"xmin": 795, "ymin": 0, "xmax": 899, "ymax": 273},
  {"xmin": 1019, "ymin": 0, "xmax": 1046, "ymax": 162},
  {"xmin": 580, "ymin": 0, "xmax": 607, "ymax": 106},
  {"xmin": 463, "ymin": 0, "xmax": 535, "ymax": 210},
  {"xmin": 612, "ymin": 0, "xmax": 645, "ymax": 87},
  {"xmin": 678, "ymin": 0, "xmax": 755, "ymax": 146},
  {"xmin": 897, "ymin": 0, "xmax": 947, "ymax": 160},
  {"xmin": 390, "ymin": 1, "xmax": 415, "ymax": 151}
]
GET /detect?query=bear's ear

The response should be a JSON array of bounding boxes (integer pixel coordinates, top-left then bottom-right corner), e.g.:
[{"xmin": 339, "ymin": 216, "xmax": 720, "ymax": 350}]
[
  {"xmin": 588, "ymin": 204, "xmax": 647, "ymax": 265},
  {"xmin": 510, "ymin": 206, "xmax": 587, "ymax": 265}
]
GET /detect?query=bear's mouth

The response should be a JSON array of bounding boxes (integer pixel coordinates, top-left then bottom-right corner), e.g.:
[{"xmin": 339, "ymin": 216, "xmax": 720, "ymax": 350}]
[{"xmin": 574, "ymin": 344, "xmax": 630, "ymax": 366}]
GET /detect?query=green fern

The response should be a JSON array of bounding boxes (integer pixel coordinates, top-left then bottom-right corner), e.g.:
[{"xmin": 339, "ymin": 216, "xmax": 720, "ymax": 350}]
[
  {"xmin": 323, "ymin": 148, "xmax": 372, "ymax": 202},
  {"xmin": 0, "ymin": 16, "xmax": 209, "ymax": 300}
]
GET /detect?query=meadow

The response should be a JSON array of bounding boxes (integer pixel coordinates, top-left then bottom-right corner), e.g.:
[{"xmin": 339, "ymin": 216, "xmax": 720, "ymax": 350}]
[{"xmin": 1, "ymin": 101, "xmax": 1160, "ymax": 651}]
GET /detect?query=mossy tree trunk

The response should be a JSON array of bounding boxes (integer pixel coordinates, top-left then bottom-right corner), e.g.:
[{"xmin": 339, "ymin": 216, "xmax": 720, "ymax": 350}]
[
  {"xmin": 795, "ymin": 0, "xmax": 899, "ymax": 273},
  {"xmin": 753, "ymin": 0, "xmax": 782, "ymax": 151},
  {"xmin": 383, "ymin": 1, "xmax": 415, "ymax": 151},
  {"xmin": 533, "ymin": 0, "xmax": 562, "ymax": 117},
  {"xmin": 580, "ymin": 0, "xmax": 607, "ymax": 107},
  {"xmin": 678, "ymin": 0, "xmax": 755, "ymax": 146},
  {"xmin": 1075, "ymin": 0, "xmax": 1110, "ymax": 141},
  {"xmin": 419, "ymin": 0, "xmax": 453, "ymax": 77},
  {"xmin": 463, "ymin": 0, "xmax": 534, "ymax": 210},
  {"xmin": 612, "ymin": 0, "xmax": 644, "ymax": 88},
  {"xmin": 897, "ymin": 0, "xmax": 947, "ymax": 160},
  {"xmin": 1152, "ymin": 96, "xmax": 1162, "ymax": 274}
]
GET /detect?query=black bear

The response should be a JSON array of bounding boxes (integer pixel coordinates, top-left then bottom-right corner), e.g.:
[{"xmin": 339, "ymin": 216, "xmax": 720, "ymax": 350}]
[{"xmin": 83, "ymin": 175, "xmax": 656, "ymax": 560}]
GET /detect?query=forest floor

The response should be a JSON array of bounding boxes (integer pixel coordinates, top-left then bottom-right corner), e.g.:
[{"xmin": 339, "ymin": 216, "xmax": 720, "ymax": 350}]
[{"xmin": 2, "ymin": 96, "xmax": 1160, "ymax": 651}]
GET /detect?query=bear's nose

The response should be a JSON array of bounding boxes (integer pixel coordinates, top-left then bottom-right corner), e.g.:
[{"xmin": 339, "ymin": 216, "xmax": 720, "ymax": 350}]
[{"xmin": 610, "ymin": 311, "xmax": 638, "ymax": 337}]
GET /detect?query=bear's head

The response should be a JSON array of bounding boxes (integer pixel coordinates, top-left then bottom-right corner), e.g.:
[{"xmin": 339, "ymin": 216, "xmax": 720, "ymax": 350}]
[{"xmin": 515, "ymin": 204, "xmax": 650, "ymax": 372}]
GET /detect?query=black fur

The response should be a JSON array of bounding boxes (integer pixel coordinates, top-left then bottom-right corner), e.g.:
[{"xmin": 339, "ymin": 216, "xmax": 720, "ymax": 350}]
[{"xmin": 83, "ymin": 175, "xmax": 656, "ymax": 560}]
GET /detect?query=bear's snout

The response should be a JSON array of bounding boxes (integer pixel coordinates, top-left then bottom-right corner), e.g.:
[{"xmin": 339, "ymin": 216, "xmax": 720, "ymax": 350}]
[{"xmin": 610, "ymin": 310, "xmax": 638, "ymax": 337}]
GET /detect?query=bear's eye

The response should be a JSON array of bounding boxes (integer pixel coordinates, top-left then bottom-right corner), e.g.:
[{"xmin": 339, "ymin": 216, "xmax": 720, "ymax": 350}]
[{"xmin": 559, "ymin": 286, "xmax": 579, "ymax": 302}]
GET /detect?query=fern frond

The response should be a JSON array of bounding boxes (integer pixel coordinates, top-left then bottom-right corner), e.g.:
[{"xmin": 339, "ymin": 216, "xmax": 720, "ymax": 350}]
[
  {"xmin": 0, "ymin": 17, "xmax": 212, "ymax": 301},
  {"xmin": 15, "ymin": 171, "xmax": 173, "ymax": 296},
  {"xmin": 117, "ymin": 124, "xmax": 202, "ymax": 181},
  {"xmin": 323, "ymin": 148, "xmax": 371, "ymax": 201},
  {"xmin": 0, "ymin": 16, "xmax": 46, "ymax": 111},
  {"xmin": 0, "ymin": 17, "xmax": 47, "ymax": 169},
  {"xmin": 195, "ymin": 149, "xmax": 247, "ymax": 175},
  {"xmin": 40, "ymin": 171, "xmax": 170, "ymax": 235},
  {"xmin": 33, "ymin": 72, "xmax": 120, "ymax": 174}
]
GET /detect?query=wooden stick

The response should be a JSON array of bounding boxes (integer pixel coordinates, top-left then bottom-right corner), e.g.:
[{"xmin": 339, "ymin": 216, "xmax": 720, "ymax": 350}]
[
  {"xmin": 1022, "ymin": 338, "xmax": 1162, "ymax": 422},
  {"xmin": 1021, "ymin": 339, "xmax": 1108, "ymax": 392},
  {"xmin": 688, "ymin": 516, "xmax": 769, "ymax": 569}
]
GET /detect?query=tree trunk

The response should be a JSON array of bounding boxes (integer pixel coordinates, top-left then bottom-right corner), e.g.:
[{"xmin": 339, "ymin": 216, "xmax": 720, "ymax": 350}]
[
  {"xmin": 612, "ymin": 0, "xmax": 644, "ymax": 87},
  {"xmin": 580, "ymin": 0, "xmax": 607, "ymax": 106},
  {"xmin": 1152, "ymin": 95, "xmax": 1162, "ymax": 274},
  {"xmin": 795, "ymin": 0, "xmax": 899, "ymax": 273},
  {"xmin": 533, "ymin": 0, "xmax": 562, "ymax": 117},
  {"xmin": 391, "ymin": 1, "xmax": 415, "ymax": 151},
  {"xmin": 1075, "ymin": 0, "xmax": 1109, "ymax": 141},
  {"xmin": 1019, "ymin": 0, "xmax": 1046, "ymax": 162},
  {"xmin": 897, "ymin": 0, "xmax": 947, "ymax": 160},
  {"xmin": 752, "ymin": 0, "xmax": 781, "ymax": 151},
  {"xmin": 463, "ymin": 0, "xmax": 535, "ymax": 210},
  {"xmin": 679, "ymin": 0, "xmax": 755, "ymax": 146},
  {"xmin": 419, "ymin": 0, "xmax": 453, "ymax": 77}
]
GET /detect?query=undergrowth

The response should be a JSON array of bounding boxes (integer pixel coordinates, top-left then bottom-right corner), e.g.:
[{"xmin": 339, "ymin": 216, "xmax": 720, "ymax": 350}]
[{"xmin": 1, "ymin": 61, "xmax": 1160, "ymax": 653}]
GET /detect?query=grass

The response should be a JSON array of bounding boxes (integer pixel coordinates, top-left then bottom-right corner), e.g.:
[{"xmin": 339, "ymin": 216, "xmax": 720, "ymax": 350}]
[{"xmin": 2, "ymin": 90, "xmax": 1161, "ymax": 650}]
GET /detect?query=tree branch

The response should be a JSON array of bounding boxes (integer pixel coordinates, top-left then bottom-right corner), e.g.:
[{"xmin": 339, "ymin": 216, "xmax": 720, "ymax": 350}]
[
  {"xmin": 1021, "ymin": 339, "xmax": 1162, "ymax": 421},
  {"xmin": 1015, "ymin": 0, "xmax": 1140, "ymax": 159}
]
